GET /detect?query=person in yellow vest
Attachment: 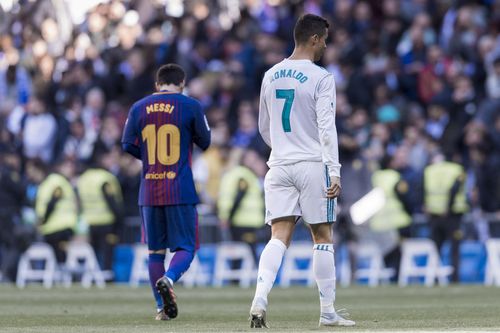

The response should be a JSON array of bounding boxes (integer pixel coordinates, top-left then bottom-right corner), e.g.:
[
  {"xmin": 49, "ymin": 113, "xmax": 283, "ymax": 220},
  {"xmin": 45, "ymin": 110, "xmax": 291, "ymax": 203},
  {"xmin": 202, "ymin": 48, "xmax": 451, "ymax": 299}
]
[
  {"xmin": 36, "ymin": 159, "xmax": 78, "ymax": 263},
  {"xmin": 370, "ymin": 168, "xmax": 412, "ymax": 233},
  {"xmin": 77, "ymin": 152, "xmax": 123, "ymax": 275},
  {"xmin": 369, "ymin": 149, "xmax": 419, "ymax": 280},
  {"xmin": 424, "ymin": 152, "xmax": 468, "ymax": 282},
  {"xmin": 217, "ymin": 149, "xmax": 266, "ymax": 259}
]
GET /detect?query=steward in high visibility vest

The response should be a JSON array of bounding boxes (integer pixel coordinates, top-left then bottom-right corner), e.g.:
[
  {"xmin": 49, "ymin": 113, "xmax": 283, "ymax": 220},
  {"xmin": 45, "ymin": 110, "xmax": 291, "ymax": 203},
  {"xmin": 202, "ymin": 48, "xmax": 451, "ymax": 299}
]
[
  {"xmin": 423, "ymin": 154, "xmax": 469, "ymax": 282},
  {"xmin": 78, "ymin": 168, "xmax": 123, "ymax": 227},
  {"xmin": 370, "ymin": 169, "xmax": 411, "ymax": 232},
  {"xmin": 217, "ymin": 166, "xmax": 264, "ymax": 229},
  {"xmin": 424, "ymin": 161, "xmax": 468, "ymax": 216},
  {"xmin": 367, "ymin": 149, "xmax": 422, "ymax": 282},
  {"xmin": 77, "ymin": 166, "xmax": 123, "ymax": 272},
  {"xmin": 217, "ymin": 150, "xmax": 266, "ymax": 260},
  {"xmin": 36, "ymin": 159, "xmax": 78, "ymax": 263}
]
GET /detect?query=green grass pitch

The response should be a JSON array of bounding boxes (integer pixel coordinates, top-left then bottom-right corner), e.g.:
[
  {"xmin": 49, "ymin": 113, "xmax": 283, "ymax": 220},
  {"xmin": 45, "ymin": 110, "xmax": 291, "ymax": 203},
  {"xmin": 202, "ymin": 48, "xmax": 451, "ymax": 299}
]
[{"xmin": 1, "ymin": 285, "xmax": 499, "ymax": 332}]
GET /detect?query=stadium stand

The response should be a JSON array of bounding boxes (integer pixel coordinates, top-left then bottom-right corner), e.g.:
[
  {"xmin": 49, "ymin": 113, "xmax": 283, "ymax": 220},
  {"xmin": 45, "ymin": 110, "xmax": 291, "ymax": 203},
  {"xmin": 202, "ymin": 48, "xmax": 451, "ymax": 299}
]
[{"xmin": 0, "ymin": 0, "xmax": 500, "ymax": 286}]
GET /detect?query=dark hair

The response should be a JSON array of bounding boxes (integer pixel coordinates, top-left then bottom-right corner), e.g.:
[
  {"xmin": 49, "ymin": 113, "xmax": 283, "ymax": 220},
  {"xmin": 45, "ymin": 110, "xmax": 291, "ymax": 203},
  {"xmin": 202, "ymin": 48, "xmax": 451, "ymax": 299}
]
[
  {"xmin": 293, "ymin": 14, "xmax": 330, "ymax": 45},
  {"xmin": 156, "ymin": 63, "xmax": 186, "ymax": 86},
  {"xmin": 27, "ymin": 158, "xmax": 48, "ymax": 174}
]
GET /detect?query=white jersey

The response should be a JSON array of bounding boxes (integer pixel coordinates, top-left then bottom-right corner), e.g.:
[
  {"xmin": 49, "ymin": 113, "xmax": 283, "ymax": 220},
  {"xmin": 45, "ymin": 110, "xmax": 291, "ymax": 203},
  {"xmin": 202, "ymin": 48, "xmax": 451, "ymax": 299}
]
[{"xmin": 258, "ymin": 58, "xmax": 341, "ymax": 177}]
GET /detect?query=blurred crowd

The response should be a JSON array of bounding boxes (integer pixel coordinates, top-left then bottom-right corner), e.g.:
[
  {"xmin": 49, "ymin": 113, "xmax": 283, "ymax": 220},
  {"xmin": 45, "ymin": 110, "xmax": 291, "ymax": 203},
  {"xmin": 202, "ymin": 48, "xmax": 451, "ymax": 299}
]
[{"xmin": 1, "ymin": 0, "xmax": 500, "ymax": 283}]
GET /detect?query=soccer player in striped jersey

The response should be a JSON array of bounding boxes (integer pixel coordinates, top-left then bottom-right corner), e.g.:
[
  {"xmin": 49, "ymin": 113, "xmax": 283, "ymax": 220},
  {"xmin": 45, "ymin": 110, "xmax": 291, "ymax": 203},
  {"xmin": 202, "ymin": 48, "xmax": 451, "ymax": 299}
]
[
  {"xmin": 249, "ymin": 14, "xmax": 355, "ymax": 327},
  {"xmin": 122, "ymin": 63, "xmax": 210, "ymax": 320}
]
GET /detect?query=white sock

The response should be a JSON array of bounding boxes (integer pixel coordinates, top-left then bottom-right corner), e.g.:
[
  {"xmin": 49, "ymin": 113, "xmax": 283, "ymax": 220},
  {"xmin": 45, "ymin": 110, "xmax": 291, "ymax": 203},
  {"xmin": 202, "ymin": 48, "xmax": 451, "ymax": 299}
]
[
  {"xmin": 252, "ymin": 238, "xmax": 287, "ymax": 308},
  {"xmin": 313, "ymin": 243, "xmax": 336, "ymax": 314}
]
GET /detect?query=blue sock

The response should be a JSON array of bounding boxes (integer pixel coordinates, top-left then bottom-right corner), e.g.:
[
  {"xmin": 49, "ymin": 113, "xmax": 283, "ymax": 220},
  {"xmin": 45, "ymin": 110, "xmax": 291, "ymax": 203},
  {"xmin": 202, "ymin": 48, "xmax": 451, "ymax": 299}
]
[
  {"xmin": 165, "ymin": 250, "xmax": 194, "ymax": 283},
  {"xmin": 148, "ymin": 253, "xmax": 165, "ymax": 309}
]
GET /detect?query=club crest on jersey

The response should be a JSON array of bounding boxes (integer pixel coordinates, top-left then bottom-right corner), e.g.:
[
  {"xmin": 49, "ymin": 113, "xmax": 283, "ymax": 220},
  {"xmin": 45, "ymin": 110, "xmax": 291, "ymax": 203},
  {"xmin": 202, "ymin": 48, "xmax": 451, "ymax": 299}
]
[{"xmin": 270, "ymin": 69, "xmax": 308, "ymax": 84}]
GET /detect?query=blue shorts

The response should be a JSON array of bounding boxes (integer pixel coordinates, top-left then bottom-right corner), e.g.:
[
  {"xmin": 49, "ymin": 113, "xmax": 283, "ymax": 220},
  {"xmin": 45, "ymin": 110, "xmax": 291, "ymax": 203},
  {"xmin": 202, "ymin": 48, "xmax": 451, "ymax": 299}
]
[{"xmin": 140, "ymin": 205, "xmax": 199, "ymax": 252}]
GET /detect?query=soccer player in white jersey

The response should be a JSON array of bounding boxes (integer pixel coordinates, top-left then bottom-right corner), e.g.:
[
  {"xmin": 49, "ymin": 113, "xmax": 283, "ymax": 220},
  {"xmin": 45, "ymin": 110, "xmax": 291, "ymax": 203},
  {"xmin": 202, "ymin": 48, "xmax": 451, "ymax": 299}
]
[{"xmin": 249, "ymin": 14, "xmax": 355, "ymax": 328}]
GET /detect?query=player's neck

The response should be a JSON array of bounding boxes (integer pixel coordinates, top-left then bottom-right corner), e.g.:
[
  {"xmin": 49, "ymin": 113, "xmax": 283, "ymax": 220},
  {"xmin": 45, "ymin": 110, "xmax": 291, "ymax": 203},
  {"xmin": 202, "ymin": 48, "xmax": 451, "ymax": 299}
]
[
  {"xmin": 288, "ymin": 47, "xmax": 314, "ymax": 62},
  {"xmin": 157, "ymin": 84, "xmax": 182, "ymax": 93}
]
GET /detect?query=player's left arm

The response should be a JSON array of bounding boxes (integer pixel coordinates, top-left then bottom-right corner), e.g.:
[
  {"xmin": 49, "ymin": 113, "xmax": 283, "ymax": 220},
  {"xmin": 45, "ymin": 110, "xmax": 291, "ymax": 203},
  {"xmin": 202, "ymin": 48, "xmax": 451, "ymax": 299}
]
[
  {"xmin": 316, "ymin": 74, "xmax": 342, "ymax": 198},
  {"xmin": 121, "ymin": 104, "xmax": 141, "ymax": 159},
  {"xmin": 316, "ymin": 74, "xmax": 341, "ymax": 178},
  {"xmin": 192, "ymin": 101, "xmax": 211, "ymax": 151}
]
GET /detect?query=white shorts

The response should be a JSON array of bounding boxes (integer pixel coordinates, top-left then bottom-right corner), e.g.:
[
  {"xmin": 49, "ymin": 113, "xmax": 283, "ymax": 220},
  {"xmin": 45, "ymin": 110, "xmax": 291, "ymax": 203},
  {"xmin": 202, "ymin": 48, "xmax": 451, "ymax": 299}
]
[{"xmin": 264, "ymin": 161, "xmax": 336, "ymax": 225}]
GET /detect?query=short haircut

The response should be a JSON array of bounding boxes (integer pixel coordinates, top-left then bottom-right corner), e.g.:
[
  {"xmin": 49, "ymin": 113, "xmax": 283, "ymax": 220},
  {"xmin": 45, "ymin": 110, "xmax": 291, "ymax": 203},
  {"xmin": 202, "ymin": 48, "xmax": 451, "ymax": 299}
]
[
  {"xmin": 293, "ymin": 14, "xmax": 330, "ymax": 45},
  {"xmin": 156, "ymin": 63, "xmax": 186, "ymax": 86},
  {"xmin": 27, "ymin": 158, "xmax": 47, "ymax": 174}
]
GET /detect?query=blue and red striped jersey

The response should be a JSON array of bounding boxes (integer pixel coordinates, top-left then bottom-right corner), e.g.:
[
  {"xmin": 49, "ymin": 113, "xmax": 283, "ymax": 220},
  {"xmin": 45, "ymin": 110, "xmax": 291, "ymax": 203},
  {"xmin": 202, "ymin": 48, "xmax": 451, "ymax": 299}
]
[{"xmin": 122, "ymin": 91, "xmax": 211, "ymax": 206}]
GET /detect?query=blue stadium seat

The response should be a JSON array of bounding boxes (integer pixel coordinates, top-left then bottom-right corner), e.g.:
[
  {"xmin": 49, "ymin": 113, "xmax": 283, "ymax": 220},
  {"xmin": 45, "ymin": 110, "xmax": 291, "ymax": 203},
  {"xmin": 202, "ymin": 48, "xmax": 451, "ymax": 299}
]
[
  {"xmin": 196, "ymin": 244, "xmax": 217, "ymax": 285},
  {"xmin": 440, "ymin": 241, "xmax": 487, "ymax": 283},
  {"xmin": 113, "ymin": 245, "xmax": 134, "ymax": 283}
]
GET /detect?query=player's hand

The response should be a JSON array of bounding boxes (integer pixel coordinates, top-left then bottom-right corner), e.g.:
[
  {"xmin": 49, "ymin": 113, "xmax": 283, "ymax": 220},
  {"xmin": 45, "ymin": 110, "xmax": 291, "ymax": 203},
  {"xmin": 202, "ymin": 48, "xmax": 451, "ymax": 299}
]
[{"xmin": 326, "ymin": 176, "xmax": 341, "ymax": 198}]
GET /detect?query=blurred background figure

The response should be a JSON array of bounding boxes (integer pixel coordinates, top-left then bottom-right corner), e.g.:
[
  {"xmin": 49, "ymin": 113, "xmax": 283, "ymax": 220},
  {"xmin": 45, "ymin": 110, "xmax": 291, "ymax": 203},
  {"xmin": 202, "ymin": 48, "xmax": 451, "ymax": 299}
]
[
  {"xmin": 217, "ymin": 149, "xmax": 267, "ymax": 259},
  {"xmin": 424, "ymin": 152, "xmax": 469, "ymax": 282},
  {"xmin": 0, "ymin": 145, "xmax": 28, "ymax": 282},
  {"xmin": 368, "ymin": 150, "xmax": 416, "ymax": 280},
  {"xmin": 77, "ymin": 150, "xmax": 123, "ymax": 279},
  {"xmin": 35, "ymin": 159, "xmax": 78, "ymax": 264},
  {"xmin": 8, "ymin": 93, "xmax": 57, "ymax": 163}
]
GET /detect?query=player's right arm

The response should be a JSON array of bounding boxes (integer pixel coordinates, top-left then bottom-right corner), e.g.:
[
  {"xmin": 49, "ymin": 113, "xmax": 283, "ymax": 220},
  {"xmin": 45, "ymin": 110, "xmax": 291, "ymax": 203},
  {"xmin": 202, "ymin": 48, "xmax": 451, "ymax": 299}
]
[
  {"xmin": 121, "ymin": 103, "xmax": 141, "ymax": 160},
  {"xmin": 258, "ymin": 74, "xmax": 271, "ymax": 147}
]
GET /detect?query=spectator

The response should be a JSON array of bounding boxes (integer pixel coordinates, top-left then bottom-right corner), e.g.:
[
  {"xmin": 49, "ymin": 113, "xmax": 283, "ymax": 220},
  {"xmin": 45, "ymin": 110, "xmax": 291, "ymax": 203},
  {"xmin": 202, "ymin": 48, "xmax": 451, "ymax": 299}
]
[
  {"xmin": 230, "ymin": 100, "xmax": 258, "ymax": 148},
  {"xmin": 63, "ymin": 118, "xmax": 95, "ymax": 162},
  {"xmin": 35, "ymin": 158, "xmax": 78, "ymax": 263},
  {"xmin": 0, "ymin": 63, "xmax": 32, "ymax": 106},
  {"xmin": 217, "ymin": 149, "xmax": 266, "ymax": 258},
  {"xmin": 423, "ymin": 152, "xmax": 469, "ymax": 282},
  {"xmin": 486, "ymin": 57, "xmax": 500, "ymax": 99},
  {"xmin": 0, "ymin": 145, "xmax": 27, "ymax": 281},
  {"xmin": 8, "ymin": 94, "xmax": 57, "ymax": 163},
  {"xmin": 77, "ymin": 150, "xmax": 123, "ymax": 277}
]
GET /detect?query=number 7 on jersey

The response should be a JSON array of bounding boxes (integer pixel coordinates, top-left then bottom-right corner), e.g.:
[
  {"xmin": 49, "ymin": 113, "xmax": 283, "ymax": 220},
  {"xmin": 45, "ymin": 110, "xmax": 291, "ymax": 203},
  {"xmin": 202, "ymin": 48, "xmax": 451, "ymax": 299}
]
[{"xmin": 276, "ymin": 89, "xmax": 295, "ymax": 132}]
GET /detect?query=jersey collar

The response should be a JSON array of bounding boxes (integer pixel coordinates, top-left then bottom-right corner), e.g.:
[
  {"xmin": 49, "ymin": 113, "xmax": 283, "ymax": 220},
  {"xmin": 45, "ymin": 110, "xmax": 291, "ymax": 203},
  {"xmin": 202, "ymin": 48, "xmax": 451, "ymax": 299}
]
[{"xmin": 153, "ymin": 90, "xmax": 177, "ymax": 95}]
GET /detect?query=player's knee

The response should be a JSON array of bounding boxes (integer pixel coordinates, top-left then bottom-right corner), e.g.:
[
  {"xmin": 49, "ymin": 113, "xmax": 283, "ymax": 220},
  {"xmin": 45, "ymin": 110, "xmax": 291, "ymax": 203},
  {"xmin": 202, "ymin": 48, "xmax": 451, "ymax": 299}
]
[
  {"xmin": 311, "ymin": 232, "xmax": 333, "ymax": 244},
  {"xmin": 185, "ymin": 249, "xmax": 195, "ymax": 259},
  {"xmin": 271, "ymin": 220, "xmax": 295, "ymax": 247},
  {"xmin": 310, "ymin": 224, "xmax": 333, "ymax": 244}
]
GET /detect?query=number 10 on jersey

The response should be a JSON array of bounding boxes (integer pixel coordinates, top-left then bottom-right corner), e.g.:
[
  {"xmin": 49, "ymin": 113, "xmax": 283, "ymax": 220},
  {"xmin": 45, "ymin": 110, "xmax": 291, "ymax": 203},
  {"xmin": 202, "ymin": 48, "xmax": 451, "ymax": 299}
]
[
  {"xmin": 276, "ymin": 89, "xmax": 295, "ymax": 132},
  {"xmin": 142, "ymin": 124, "xmax": 180, "ymax": 165}
]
